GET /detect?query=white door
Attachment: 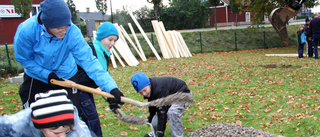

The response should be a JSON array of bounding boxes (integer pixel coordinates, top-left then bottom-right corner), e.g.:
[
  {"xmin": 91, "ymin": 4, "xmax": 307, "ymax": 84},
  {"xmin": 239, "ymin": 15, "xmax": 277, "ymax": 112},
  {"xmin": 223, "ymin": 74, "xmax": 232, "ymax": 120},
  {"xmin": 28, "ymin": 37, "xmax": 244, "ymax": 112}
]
[{"xmin": 246, "ymin": 12, "xmax": 250, "ymax": 22}]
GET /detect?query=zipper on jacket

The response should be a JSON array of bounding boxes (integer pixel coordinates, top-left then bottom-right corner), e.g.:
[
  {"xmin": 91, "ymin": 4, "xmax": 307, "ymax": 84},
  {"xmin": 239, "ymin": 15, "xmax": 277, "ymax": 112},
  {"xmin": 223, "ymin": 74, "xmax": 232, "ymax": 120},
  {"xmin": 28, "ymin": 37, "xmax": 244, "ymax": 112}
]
[
  {"xmin": 53, "ymin": 56, "xmax": 55, "ymax": 64},
  {"xmin": 49, "ymin": 37, "xmax": 53, "ymax": 43}
]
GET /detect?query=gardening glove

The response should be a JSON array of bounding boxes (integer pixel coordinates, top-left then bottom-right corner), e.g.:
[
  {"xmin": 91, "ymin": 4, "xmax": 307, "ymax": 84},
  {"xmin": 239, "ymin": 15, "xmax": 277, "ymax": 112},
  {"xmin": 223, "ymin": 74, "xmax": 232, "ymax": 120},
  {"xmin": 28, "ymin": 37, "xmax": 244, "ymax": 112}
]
[
  {"xmin": 104, "ymin": 97, "xmax": 120, "ymax": 114},
  {"xmin": 47, "ymin": 72, "xmax": 64, "ymax": 89},
  {"xmin": 110, "ymin": 88, "xmax": 124, "ymax": 105}
]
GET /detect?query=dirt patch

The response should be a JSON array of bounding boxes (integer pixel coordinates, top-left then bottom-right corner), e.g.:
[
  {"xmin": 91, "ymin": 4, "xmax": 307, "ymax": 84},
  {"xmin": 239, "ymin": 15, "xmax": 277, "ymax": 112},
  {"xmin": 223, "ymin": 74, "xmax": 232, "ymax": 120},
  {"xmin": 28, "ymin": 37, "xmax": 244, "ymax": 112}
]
[
  {"xmin": 259, "ymin": 64, "xmax": 302, "ymax": 68},
  {"xmin": 187, "ymin": 123, "xmax": 279, "ymax": 137}
]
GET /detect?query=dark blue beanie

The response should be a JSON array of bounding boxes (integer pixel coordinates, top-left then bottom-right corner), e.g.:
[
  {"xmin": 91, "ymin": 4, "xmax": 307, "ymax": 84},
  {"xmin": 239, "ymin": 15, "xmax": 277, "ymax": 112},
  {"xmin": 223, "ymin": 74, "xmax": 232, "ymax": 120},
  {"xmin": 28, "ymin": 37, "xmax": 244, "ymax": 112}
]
[
  {"xmin": 131, "ymin": 72, "xmax": 151, "ymax": 93},
  {"xmin": 40, "ymin": 0, "xmax": 71, "ymax": 28},
  {"xmin": 96, "ymin": 22, "xmax": 119, "ymax": 41}
]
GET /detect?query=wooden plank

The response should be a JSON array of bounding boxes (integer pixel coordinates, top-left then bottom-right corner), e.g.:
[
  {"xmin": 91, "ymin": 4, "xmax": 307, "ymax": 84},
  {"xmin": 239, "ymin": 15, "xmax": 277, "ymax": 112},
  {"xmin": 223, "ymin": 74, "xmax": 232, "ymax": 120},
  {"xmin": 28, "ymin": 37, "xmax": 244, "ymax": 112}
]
[
  {"xmin": 113, "ymin": 23, "xmax": 136, "ymax": 66},
  {"xmin": 265, "ymin": 54, "xmax": 305, "ymax": 57},
  {"xmin": 177, "ymin": 31, "xmax": 192, "ymax": 57},
  {"xmin": 111, "ymin": 48, "xmax": 126, "ymax": 67},
  {"xmin": 158, "ymin": 21, "xmax": 179, "ymax": 58},
  {"xmin": 172, "ymin": 31, "xmax": 188, "ymax": 57},
  {"xmin": 119, "ymin": 25, "xmax": 144, "ymax": 61},
  {"xmin": 109, "ymin": 49, "xmax": 117, "ymax": 68},
  {"xmin": 114, "ymin": 24, "xmax": 139, "ymax": 66},
  {"xmin": 129, "ymin": 12, "xmax": 161, "ymax": 60},
  {"xmin": 151, "ymin": 20, "xmax": 170, "ymax": 58},
  {"xmin": 128, "ymin": 23, "xmax": 147, "ymax": 61}
]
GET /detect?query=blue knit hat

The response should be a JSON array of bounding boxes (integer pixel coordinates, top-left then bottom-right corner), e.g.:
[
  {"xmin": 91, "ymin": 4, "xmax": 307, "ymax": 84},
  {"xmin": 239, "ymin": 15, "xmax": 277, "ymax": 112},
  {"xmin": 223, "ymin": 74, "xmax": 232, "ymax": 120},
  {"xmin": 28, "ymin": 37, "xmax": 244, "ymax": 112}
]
[
  {"xmin": 131, "ymin": 72, "xmax": 151, "ymax": 93},
  {"xmin": 40, "ymin": 0, "xmax": 71, "ymax": 28},
  {"xmin": 96, "ymin": 22, "xmax": 119, "ymax": 41}
]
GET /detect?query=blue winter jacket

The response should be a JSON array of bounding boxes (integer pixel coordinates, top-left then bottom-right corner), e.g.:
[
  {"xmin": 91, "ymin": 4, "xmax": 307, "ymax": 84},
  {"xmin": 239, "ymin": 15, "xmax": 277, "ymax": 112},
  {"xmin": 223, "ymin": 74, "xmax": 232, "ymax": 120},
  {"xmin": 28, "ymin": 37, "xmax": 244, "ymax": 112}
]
[
  {"xmin": 0, "ymin": 106, "xmax": 91, "ymax": 137},
  {"xmin": 14, "ymin": 12, "xmax": 117, "ymax": 93}
]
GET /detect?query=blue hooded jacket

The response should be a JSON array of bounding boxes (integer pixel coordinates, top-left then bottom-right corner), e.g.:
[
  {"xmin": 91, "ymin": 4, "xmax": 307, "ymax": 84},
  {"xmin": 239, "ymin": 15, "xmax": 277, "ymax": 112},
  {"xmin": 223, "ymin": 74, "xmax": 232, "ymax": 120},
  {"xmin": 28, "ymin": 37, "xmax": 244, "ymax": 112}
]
[{"xmin": 14, "ymin": 12, "xmax": 117, "ymax": 93}]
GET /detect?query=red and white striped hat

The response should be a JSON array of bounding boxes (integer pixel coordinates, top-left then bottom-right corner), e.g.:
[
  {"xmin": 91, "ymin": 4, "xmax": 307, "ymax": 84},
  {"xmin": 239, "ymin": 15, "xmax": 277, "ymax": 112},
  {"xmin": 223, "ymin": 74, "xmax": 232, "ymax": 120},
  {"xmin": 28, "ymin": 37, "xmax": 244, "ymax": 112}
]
[{"xmin": 30, "ymin": 89, "xmax": 74, "ymax": 129}]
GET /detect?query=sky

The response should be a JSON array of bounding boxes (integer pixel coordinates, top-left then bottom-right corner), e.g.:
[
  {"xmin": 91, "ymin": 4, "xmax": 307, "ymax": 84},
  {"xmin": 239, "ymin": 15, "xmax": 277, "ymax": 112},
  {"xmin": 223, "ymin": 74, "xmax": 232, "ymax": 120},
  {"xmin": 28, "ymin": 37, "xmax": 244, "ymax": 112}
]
[{"xmin": 72, "ymin": 0, "xmax": 169, "ymax": 15}]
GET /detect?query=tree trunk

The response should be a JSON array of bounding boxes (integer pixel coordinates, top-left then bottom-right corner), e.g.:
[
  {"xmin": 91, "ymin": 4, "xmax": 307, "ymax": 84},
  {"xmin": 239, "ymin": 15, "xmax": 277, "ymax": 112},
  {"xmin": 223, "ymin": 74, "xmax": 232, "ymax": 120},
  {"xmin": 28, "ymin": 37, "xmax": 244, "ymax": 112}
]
[
  {"xmin": 235, "ymin": 13, "xmax": 238, "ymax": 26},
  {"xmin": 214, "ymin": 7, "xmax": 217, "ymax": 30}
]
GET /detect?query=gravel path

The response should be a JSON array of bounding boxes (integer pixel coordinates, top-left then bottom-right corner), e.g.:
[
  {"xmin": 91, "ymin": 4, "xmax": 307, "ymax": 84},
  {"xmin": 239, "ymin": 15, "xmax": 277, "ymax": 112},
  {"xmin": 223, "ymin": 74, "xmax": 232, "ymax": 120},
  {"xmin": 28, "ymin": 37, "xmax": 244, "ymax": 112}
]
[{"xmin": 187, "ymin": 123, "xmax": 279, "ymax": 137}]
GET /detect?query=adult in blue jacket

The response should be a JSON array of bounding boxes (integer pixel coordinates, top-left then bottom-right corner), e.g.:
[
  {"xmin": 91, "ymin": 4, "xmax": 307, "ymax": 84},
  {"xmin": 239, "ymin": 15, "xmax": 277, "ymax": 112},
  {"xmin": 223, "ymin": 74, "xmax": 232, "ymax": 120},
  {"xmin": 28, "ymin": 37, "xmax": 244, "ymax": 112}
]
[{"xmin": 13, "ymin": 0, "xmax": 124, "ymax": 118}]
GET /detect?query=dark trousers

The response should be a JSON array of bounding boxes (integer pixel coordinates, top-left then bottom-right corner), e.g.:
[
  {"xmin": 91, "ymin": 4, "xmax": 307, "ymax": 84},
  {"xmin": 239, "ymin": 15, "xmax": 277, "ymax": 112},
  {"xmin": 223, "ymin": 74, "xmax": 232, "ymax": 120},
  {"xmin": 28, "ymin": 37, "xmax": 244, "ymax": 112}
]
[
  {"xmin": 77, "ymin": 66, "xmax": 103, "ymax": 137},
  {"xmin": 312, "ymin": 34, "xmax": 320, "ymax": 59},
  {"xmin": 298, "ymin": 43, "xmax": 304, "ymax": 58},
  {"xmin": 307, "ymin": 39, "xmax": 313, "ymax": 57},
  {"xmin": 19, "ymin": 72, "xmax": 81, "ymax": 111}
]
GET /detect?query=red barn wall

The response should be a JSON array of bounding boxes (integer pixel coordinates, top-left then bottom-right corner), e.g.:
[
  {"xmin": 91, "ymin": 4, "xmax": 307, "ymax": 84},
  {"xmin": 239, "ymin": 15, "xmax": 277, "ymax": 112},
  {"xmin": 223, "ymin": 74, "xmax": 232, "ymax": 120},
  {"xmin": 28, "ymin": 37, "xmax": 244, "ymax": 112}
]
[{"xmin": 0, "ymin": 0, "xmax": 42, "ymax": 44}]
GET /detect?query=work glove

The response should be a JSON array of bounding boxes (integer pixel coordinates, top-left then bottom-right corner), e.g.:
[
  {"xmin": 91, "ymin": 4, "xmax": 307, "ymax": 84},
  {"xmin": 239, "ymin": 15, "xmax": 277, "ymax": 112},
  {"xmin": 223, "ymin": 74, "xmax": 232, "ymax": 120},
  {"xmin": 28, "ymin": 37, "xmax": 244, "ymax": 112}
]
[
  {"xmin": 104, "ymin": 97, "xmax": 120, "ymax": 114},
  {"xmin": 110, "ymin": 88, "xmax": 124, "ymax": 105},
  {"xmin": 47, "ymin": 72, "xmax": 64, "ymax": 89}
]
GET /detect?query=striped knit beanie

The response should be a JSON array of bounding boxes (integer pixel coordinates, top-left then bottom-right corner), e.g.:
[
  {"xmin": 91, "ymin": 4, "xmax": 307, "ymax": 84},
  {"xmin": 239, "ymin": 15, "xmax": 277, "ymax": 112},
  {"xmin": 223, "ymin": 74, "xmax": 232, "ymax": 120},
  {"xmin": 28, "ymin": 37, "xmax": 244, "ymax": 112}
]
[{"xmin": 30, "ymin": 89, "xmax": 74, "ymax": 129}]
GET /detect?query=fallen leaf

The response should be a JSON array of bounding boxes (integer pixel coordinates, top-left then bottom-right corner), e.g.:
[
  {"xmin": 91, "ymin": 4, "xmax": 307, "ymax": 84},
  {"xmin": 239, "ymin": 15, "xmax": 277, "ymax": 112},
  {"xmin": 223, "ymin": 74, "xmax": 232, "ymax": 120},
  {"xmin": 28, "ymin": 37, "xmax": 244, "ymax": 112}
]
[{"xmin": 120, "ymin": 132, "xmax": 128, "ymax": 136}]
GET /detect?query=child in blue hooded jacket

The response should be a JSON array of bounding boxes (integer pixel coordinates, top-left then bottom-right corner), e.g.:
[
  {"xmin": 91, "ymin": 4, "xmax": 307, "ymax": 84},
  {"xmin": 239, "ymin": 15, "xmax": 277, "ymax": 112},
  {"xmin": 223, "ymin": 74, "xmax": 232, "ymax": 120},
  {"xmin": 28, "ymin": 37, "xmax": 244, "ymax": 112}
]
[
  {"xmin": 131, "ymin": 72, "xmax": 193, "ymax": 137},
  {"xmin": 297, "ymin": 25, "xmax": 306, "ymax": 58}
]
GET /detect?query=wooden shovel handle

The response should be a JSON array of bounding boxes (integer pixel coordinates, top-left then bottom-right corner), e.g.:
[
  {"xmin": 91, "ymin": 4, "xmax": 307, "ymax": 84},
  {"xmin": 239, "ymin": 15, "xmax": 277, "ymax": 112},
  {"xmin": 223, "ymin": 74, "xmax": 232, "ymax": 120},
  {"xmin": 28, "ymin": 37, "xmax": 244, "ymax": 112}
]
[{"xmin": 50, "ymin": 79, "xmax": 148, "ymax": 107}]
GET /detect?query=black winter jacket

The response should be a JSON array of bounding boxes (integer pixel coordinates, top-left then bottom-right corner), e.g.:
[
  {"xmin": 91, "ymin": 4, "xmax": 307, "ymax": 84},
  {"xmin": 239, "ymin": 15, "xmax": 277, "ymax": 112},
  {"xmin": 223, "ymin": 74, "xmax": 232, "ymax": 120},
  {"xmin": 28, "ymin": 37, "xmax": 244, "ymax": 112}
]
[{"xmin": 147, "ymin": 77, "xmax": 190, "ymax": 134}]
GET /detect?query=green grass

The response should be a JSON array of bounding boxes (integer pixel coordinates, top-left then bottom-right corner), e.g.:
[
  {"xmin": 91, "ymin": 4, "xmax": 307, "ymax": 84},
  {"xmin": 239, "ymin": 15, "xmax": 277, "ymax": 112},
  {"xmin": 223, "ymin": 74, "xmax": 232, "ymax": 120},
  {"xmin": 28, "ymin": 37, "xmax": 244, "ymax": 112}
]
[{"xmin": 1, "ymin": 45, "xmax": 320, "ymax": 137}]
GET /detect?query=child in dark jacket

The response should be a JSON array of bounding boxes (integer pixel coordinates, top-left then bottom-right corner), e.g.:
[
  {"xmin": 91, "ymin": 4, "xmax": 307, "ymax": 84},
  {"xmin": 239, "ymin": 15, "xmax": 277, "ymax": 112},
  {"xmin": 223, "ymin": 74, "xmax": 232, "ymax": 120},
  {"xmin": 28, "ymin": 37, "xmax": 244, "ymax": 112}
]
[
  {"xmin": 297, "ymin": 25, "xmax": 306, "ymax": 58},
  {"xmin": 131, "ymin": 72, "xmax": 193, "ymax": 137}
]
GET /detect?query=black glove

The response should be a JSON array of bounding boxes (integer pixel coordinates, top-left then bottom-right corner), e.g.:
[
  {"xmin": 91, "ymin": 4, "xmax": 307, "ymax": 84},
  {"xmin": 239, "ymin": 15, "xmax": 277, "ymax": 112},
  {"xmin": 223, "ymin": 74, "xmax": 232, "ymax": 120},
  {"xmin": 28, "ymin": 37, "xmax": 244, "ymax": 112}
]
[
  {"xmin": 110, "ymin": 88, "xmax": 124, "ymax": 105},
  {"xmin": 144, "ymin": 134, "xmax": 151, "ymax": 137},
  {"xmin": 48, "ymin": 72, "xmax": 64, "ymax": 89},
  {"xmin": 104, "ymin": 97, "xmax": 120, "ymax": 114}
]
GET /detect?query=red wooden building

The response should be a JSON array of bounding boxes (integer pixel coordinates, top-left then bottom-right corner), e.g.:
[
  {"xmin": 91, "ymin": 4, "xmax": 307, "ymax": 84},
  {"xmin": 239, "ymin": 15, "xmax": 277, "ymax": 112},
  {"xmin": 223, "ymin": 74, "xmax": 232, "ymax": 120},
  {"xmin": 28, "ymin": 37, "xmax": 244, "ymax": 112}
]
[
  {"xmin": 0, "ymin": 0, "xmax": 42, "ymax": 44},
  {"xmin": 208, "ymin": 0, "xmax": 252, "ymax": 27}
]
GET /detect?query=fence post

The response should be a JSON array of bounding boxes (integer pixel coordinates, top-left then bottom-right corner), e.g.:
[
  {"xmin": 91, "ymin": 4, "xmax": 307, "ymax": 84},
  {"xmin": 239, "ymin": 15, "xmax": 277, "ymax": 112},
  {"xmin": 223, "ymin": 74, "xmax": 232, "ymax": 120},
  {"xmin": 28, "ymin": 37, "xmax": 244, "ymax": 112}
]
[
  {"xmin": 200, "ymin": 32, "xmax": 203, "ymax": 53},
  {"xmin": 151, "ymin": 33, "xmax": 154, "ymax": 46},
  {"xmin": 235, "ymin": 31, "xmax": 237, "ymax": 51},
  {"xmin": 264, "ymin": 31, "xmax": 266, "ymax": 48},
  {"xmin": 5, "ymin": 42, "xmax": 13, "ymax": 75}
]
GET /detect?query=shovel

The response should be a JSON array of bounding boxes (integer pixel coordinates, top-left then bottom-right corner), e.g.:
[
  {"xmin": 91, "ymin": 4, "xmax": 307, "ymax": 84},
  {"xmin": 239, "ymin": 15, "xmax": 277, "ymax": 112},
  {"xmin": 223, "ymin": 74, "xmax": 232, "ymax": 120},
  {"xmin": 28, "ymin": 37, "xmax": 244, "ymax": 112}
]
[{"xmin": 50, "ymin": 79, "xmax": 192, "ymax": 107}]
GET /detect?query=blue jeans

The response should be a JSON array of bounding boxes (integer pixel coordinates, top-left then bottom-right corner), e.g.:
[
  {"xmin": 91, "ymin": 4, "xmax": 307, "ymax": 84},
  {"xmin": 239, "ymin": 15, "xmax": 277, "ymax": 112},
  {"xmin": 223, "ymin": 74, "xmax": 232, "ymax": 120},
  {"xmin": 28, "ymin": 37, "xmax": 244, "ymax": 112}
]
[
  {"xmin": 76, "ymin": 66, "xmax": 102, "ymax": 137},
  {"xmin": 79, "ymin": 91, "xmax": 102, "ymax": 137},
  {"xmin": 298, "ymin": 43, "xmax": 304, "ymax": 58},
  {"xmin": 312, "ymin": 34, "xmax": 320, "ymax": 59}
]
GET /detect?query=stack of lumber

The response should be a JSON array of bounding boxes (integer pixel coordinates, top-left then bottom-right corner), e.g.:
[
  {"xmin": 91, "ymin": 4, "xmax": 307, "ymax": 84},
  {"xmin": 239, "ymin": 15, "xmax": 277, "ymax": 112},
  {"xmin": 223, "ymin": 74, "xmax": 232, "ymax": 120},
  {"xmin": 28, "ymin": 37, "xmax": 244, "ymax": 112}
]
[{"xmin": 151, "ymin": 20, "xmax": 192, "ymax": 59}]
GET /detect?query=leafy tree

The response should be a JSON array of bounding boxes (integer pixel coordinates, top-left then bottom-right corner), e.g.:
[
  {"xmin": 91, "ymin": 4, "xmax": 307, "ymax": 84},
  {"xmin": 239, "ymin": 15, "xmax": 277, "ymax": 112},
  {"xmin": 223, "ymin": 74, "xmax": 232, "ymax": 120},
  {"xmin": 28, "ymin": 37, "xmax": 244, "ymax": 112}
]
[
  {"xmin": 147, "ymin": 0, "xmax": 163, "ymax": 20},
  {"xmin": 112, "ymin": 6, "xmax": 154, "ymax": 32},
  {"xmin": 96, "ymin": 0, "xmax": 107, "ymax": 21},
  {"xmin": 11, "ymin": 0, "xmax": 32, "ymax": 19},
  {"xmin": 66, "ymin": 0, "xmax": 78, "ymax": 24},
  {"xmin": 159, "ymin": 0, "xmax": 209, "ymax": 30},
  {"xmin": 208, "ymin": 0, "xmax": 220, "ymax": 30},
  {"xmin": 229, "ymin": 0, "xmax": 241, "ymax": 26},
  {"xmin": 242, "ymin": 0, "xmax": 319, "ymax": 25}
]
